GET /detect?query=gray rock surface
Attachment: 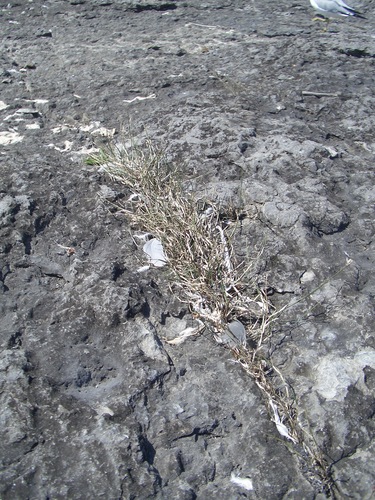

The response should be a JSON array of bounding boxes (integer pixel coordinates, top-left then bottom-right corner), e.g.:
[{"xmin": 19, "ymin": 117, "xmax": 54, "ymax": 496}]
[{"xmin": 1, "ymin": 0, "xmax": 374, "ymax": 498}]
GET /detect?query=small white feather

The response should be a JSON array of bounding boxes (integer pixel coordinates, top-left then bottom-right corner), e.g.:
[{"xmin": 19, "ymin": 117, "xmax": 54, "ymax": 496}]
[
  {"xmin": 269, "ymin": 400, "xmax": 297, "ymax": 444},
  {"xmin": 230, "ymin": 473, "xmax": 253, "ymax": 491},
  {"xmin": 143, "ymin": 238, "xmax": 167, "ymax": 267},
  {"xmin": 137, "ymin": 265, "xmax": 151, "ymax": 273}
]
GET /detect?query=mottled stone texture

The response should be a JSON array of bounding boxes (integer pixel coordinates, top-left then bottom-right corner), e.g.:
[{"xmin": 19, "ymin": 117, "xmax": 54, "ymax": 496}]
[{"xmin": 1, "ymin": 0, "xmax": 374, "ymax": 498}]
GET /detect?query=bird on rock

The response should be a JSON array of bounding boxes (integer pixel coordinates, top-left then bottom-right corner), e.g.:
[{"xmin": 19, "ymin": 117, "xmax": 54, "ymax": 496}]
[{"xmin": 309, "ymin": 0, "xmax": 366, "ymax": 20}]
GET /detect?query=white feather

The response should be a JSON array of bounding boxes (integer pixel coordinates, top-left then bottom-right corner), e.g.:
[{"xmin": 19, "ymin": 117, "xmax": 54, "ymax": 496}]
[
  {"xmin": 143, "ymin": 238, "xmax": 167, "ymax": 267},
  {"xmin": 230, "ymin": 473, "xmax": 253, "ymax": 491},
  {"xmin": 269, "ymin": 400, "xmax": 298, "ymax": 444}
]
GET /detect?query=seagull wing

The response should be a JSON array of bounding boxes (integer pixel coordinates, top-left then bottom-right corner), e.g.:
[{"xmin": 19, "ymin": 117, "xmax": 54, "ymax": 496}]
[{"xmin": 310, "ymin": 0, "xmax": 365, "ymax": 17}]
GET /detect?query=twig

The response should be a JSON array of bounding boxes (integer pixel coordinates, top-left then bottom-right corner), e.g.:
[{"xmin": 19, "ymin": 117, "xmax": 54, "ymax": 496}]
[{"xmin": 302, "ymin": 91, "xmax": 340, "ymax": 98}]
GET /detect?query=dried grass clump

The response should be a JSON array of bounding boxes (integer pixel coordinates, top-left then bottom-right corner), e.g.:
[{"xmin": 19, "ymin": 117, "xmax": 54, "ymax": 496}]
[
  {"xmin": 87, "ymin": 137, "xmax": 336, "ymax": 497},
  {"xmin": 88, "ymin": 139, "xmax": 261, "ymax": 333}
]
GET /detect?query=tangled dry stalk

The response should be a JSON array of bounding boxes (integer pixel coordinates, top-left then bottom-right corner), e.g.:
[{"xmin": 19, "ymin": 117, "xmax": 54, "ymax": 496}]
[{"xmin": 87, "ymin": 137, "xmax": 337, "ymax": 497}]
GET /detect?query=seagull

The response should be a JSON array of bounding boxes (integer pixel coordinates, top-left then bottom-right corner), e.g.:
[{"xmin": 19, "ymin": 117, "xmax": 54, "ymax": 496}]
[{"xmin": 309, "ymin": 0, "xmax": 366, "ymax": 20}]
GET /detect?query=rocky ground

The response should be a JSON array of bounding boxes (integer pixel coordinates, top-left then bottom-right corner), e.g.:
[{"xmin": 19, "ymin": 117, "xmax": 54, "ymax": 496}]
[{"xmin": 1, "ymin": 0, "xmax": 375, "ymax": 498}]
